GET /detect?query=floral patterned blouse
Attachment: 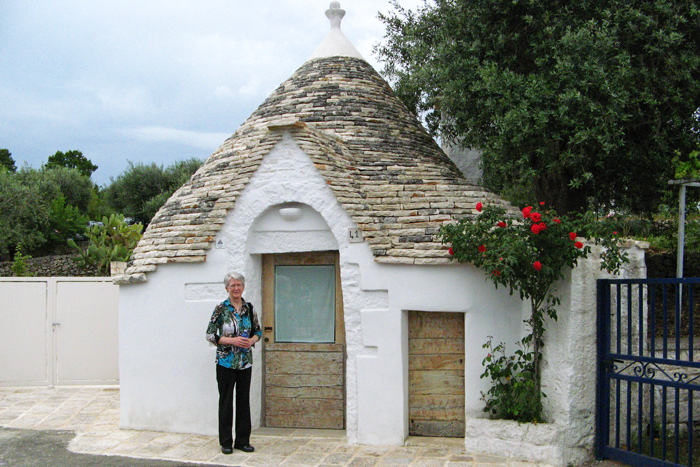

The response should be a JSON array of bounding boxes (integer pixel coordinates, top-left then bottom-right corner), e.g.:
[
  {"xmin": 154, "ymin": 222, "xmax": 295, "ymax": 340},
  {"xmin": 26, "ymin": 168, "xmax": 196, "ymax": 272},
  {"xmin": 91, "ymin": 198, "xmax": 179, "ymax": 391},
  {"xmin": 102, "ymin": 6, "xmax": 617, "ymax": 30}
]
[{"xmin": 206, "ymin": 298, "xmax": 262, "ymax": 370}]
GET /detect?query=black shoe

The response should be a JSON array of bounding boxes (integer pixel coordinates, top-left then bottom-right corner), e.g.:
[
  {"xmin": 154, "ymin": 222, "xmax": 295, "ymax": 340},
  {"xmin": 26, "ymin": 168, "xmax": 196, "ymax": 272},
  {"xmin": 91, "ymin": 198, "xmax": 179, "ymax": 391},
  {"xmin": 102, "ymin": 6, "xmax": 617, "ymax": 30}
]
[
  {"xmin": 221, "ymin": 446, "xmax": 233, "ymax": 455},
  {"xmin": 234, "ymin": 444, "xmax": 255, "ymax": 453}
]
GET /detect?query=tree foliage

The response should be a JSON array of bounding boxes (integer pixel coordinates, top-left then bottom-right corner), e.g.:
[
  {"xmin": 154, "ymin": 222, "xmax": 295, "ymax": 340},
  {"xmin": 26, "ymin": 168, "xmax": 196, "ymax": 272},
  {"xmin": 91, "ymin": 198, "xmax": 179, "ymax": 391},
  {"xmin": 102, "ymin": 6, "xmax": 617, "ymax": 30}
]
[
  {"xmin": 0, "ymin": 172, "xmax": 50, "ymax": 259},
  {"xmin": 16, "ymin": 166, "xmax": 95, "ymax": 212},
  {"xmin": 0, "ymin": 149, "xmax": 16, "ymax": 173},
  {"xmin": 0, "ymin": 154, "xmax": 201, "ymax": 262},
  {"xmin": 0, "ymin": 151, "xmax": 203, "ymax": 263},
  {"xmin": 45, "ymin": 150, "xmax": 98, "ymax": 177},
  {"xmin": 377, "ymin": 0, "xmax": 700, "ymax": 215},
  {"xmin": 0, "ymin": 167, "xmax": 96, "ymax": 259},
  {"xmin": 104, "ymin": 158, "xmax": 203, "ymax": 225},
  {"xmin": 673, "ymin": 140, "xmax": 700, "ymax": 179},
  {"xmin": 47, "ymin": 195, "xmax": 89, "ymax": 246}
]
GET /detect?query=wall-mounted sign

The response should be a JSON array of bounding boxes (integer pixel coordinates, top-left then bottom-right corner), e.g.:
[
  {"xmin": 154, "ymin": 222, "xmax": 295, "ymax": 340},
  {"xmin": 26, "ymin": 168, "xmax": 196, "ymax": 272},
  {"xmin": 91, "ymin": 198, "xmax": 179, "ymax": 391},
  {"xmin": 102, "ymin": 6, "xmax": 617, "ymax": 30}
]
[
  {"xmin": 349, "ymin": 228, "xmax": 363, "ymax": 243},
  {"xmin": 215, "ymin": 239, "xmax": 225, "ymax": 249}
]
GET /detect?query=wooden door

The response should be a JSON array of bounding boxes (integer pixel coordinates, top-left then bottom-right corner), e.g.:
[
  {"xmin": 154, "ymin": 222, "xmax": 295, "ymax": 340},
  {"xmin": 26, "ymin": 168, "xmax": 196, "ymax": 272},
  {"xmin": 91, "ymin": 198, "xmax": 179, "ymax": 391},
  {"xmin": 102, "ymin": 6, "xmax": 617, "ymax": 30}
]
[
  {"xmin": 408, "ymin": 311, "xmax": 465, "ymax": 437},
  {"xmin": 262, "ymin": 251, "xmax": 345, "ymax": 429}
]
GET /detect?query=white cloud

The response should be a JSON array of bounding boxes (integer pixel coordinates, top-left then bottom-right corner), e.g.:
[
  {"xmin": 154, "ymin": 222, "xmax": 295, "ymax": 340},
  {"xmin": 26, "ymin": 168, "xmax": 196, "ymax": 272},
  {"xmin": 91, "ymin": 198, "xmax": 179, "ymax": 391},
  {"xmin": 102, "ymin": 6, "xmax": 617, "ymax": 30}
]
[
  {"xmin": 78, "ymin": 83, "xmax": 155, "ymax": 116},
  {"xmin": 214, "ymin": 85, "xmax": 236, "ymax": 100},
  {"xmin": 123, "ymin": 126, "xmax": 230, "ymax": 150}
]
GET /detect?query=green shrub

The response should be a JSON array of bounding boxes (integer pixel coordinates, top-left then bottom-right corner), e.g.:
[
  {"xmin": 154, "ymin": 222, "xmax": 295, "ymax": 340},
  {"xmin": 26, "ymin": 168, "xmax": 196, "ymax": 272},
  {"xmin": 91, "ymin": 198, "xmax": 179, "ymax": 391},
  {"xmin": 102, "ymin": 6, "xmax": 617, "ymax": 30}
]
[
  {"xmin": 633, "ymin": 217, "xmax": 700, "ymax": 253},
  {"xmin": 47, "ymin": 195, "xmax": 89, "ymax": 246},
  {"xmin": 481, "ymin": 337, "xmax": 542, "ymax": 422},
  {"xmin": 68, "ymin": 214, "xmax": 143, "ymax": 276},
  {"xmin": 10, "ymin": 245, "xmax": 34, "ymax": 277}
]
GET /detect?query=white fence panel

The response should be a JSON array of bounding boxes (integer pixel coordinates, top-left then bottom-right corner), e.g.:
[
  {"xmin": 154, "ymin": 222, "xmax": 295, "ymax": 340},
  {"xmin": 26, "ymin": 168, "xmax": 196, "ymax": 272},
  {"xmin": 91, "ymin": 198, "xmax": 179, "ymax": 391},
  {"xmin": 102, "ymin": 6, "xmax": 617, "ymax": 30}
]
[
  {"xmin": 55, "ymin": 280, "xmax": 119, "ymax": 385},
  {"xmin": 0, "ymin": 278, "xmax": 119, "ymax": 386},
  {"xmin": 0, "ymin": 281, "xmax": 50, "ymax": 385}
]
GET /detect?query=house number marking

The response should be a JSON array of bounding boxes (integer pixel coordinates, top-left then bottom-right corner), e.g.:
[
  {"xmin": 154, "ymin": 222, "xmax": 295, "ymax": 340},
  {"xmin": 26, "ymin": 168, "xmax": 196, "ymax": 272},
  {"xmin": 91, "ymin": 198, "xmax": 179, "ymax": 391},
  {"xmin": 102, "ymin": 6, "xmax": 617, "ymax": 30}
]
[{"xmin": 349, "ymin": 228, "xmax": 363, "ymax": 243}]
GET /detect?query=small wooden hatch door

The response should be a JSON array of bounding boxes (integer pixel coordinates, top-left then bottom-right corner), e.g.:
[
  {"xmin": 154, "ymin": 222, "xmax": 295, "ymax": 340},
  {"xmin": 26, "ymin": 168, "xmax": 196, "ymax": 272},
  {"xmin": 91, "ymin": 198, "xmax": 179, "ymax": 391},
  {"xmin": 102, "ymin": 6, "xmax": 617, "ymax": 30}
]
[
  {"xmin": 408, "ymin": 310, "xmax": 465, "ymax": 437},
  {"xmin": 262, "ymin": 251, "xmax": 345, "ymax": 429}
]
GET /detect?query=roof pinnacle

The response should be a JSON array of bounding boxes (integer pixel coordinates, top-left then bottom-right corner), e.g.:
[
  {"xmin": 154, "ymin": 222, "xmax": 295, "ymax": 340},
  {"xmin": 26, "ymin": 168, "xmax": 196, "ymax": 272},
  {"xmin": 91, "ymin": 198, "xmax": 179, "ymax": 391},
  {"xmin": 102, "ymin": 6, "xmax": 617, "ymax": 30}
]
[
  {"xmin": 326, "ymin": 2, "xmax": 345, "ymax": 29},
  {"xmin": 309, "ymin": 2, "xmax": 364, "ymax": 61}
]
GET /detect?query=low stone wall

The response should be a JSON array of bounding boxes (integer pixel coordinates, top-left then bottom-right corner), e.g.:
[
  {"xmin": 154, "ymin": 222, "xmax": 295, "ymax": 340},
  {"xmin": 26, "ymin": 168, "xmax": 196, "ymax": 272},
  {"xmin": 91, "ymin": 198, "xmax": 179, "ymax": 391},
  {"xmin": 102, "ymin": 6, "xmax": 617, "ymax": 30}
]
[
  {"xmin": 0, "ymin": 254, "xmax": 101, "ymax": 277},
  {"xmin": 464, "ymin": 420, "xmax": 575, "ymax": 466}
]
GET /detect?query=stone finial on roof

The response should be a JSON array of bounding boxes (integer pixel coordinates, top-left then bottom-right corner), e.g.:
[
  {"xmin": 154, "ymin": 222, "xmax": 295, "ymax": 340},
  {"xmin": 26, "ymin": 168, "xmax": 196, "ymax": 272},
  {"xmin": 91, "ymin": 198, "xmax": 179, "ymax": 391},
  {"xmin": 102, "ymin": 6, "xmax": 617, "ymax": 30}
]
[
  {"xmin": 326, "ymin": 2, "xmax": 345, "ymax": 29},
  {"xmin": 309, "ymin": 2, "xmax": 364, "ymax": 61}
]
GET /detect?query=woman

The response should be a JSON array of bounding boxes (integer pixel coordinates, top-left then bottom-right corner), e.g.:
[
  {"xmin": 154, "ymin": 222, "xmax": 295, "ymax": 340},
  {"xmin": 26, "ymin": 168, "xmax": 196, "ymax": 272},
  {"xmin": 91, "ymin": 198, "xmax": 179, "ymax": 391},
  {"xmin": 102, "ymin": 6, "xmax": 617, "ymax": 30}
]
[{"xmin": 206, "ymin": 272, "xmax": 262, "ymax": 454}]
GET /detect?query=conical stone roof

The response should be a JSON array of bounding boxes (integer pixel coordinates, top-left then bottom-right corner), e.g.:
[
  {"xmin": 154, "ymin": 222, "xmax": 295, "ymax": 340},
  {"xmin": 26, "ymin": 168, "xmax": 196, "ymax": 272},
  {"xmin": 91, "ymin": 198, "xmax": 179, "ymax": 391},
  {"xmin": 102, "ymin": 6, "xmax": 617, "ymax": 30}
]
[{"xmin": 117, "ymin": 11, "xmax": 510, "ymax": 284}]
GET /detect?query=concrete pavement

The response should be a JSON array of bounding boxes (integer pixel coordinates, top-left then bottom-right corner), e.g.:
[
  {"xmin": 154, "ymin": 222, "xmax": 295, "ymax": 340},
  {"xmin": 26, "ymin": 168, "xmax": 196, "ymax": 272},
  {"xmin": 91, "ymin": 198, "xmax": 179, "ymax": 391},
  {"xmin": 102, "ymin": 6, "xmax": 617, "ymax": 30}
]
[{"xmin": 0, "ymin": 386, "xmax": 557, "ymax": 467}]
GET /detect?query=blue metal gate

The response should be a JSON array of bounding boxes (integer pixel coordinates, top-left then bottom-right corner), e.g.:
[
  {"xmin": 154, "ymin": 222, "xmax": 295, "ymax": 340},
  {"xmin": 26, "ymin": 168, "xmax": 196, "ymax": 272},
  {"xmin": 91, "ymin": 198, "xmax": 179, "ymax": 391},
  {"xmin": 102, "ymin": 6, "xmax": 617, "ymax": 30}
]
[{"xmin": 597, "ymin": 278, "xmax": 700, "ymax": 467}]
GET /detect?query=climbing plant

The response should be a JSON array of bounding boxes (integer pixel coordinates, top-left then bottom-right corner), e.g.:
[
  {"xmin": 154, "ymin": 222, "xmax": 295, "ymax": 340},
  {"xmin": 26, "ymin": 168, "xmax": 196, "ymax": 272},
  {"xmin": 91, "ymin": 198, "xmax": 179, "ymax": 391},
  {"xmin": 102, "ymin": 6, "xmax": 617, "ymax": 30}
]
[{"xmin": 440, "ymin": 202, "xmax": 626, "ymax": 421}]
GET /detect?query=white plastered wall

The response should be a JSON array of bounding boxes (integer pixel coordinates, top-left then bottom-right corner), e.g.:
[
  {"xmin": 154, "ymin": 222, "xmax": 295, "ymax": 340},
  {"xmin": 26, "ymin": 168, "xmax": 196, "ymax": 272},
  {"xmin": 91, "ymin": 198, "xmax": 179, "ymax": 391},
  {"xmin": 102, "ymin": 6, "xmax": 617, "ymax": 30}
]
[{"xmin": 119, "ymin": 130, "xmax": 524, "ymax": 444}]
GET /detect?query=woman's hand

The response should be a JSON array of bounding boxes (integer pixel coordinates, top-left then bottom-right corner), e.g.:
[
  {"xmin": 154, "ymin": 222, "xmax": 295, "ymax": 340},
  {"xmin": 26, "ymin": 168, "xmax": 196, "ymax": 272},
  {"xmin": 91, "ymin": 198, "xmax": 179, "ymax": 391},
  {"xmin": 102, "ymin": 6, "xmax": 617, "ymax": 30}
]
[
  {"xmin": 233, "ymin": 336, "xmax": 252, "ymax": 349},
  {"xmin": 219, "ymin": 336, "xmax": 257, "ymax": 348}
]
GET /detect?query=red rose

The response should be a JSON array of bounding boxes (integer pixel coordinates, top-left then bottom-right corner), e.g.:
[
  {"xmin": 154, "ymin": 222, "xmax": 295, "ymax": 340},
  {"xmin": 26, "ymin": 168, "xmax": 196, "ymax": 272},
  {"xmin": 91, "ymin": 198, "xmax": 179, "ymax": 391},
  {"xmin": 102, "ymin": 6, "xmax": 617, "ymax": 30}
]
[
  {"xmin": 553, "ymin": 218, "xmax": 561, "ymax": 224},
  {"xmin": 613, "ymin": 231, "xmax": 618, "ymax": 235},
  {"xmin": 575, "ymin": 241, "xmax": 583, "ymax": 249},
  {"xmin": 448, "ymin": 247, "xmax": 454, "ymax": 255},
  {"xmin": 530, "ymin": 212, "xmax": 542, "ymax": 223},
  {"xmin": 522, "ymin": 206, "xmax": 532, "ymax": 218},
  {"xmin": 531, "ymin": 224, "xmax": 541, "ymax": 234},
  {"xmin": 492, "ymin": 269, "xmax": 501, "ymax": 276},
  {"xmin": 476, "ymin": 202, "xmax": 483, "ymax": 212},
  {"xmin": 533, "ymin": 261, "xmax": 542, "ymax": 271},
  {"xmin": 569, "ymin": 232, "xmax": 577, "ymax": 241},
  {"xmin": 539, "ymin": 201, "xmax": 545, "ymax": 206},
  {"xmin": 538, "ymin": 222, "xmax": 546, "ymax": 231},
  {"xmin": 497, "ymin": 221, "xmax": 507, "ymax": 228},
  {"xmin": 478, "ymin": 244, "xmax": 486, "ymax": 253}
]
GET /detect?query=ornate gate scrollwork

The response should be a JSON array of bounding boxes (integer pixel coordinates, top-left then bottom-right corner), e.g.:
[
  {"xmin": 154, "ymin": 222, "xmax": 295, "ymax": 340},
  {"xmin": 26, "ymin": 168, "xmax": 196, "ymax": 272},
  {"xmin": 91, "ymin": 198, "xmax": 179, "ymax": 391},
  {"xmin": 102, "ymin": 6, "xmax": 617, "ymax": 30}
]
[{"xmin": 597, "ymin": 278, "xmax": 700, "ymax": 467}]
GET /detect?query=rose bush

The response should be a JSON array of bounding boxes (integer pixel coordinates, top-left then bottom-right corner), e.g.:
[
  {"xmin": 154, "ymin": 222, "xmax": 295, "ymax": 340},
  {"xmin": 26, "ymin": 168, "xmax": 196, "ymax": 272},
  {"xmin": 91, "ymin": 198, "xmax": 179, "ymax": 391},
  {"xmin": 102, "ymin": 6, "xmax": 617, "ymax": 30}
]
[{"xmin": 441, "ymin": 202, "xmax": 626, "ymax": 422}]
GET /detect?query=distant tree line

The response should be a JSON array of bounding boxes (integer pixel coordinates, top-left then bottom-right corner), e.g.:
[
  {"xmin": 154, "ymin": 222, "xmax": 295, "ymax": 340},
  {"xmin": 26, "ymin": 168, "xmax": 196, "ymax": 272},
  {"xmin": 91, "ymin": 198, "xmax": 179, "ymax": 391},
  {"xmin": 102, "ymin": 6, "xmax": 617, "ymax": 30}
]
[{"xmin": 0, "ymin": 149, "xmax": 202, "ymax": 261}]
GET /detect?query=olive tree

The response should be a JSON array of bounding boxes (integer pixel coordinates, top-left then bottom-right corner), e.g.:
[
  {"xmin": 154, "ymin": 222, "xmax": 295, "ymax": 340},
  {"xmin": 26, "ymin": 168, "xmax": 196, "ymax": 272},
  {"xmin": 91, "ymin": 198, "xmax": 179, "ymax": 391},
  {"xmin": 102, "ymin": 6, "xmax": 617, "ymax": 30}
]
[{"xmin": 376, "ymin": 0, "xmax": 700, "ymax": 214}]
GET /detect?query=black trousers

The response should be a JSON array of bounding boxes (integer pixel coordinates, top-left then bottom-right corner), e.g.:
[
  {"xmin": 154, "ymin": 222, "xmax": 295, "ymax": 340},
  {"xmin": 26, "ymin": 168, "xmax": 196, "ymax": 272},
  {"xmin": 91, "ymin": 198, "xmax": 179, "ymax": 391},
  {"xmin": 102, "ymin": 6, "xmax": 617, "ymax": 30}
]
[{"xmin": 216, "ymin": 365, "xmax": 252, "ymax": 448}]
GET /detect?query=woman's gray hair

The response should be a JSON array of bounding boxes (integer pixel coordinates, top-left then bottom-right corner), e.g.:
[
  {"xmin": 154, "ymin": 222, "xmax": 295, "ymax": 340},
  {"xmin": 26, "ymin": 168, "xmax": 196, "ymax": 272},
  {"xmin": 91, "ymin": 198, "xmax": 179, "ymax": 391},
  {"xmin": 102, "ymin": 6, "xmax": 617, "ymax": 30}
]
[{"xmin": 223, "ymin": 272, "xmax": 245, "ymax": 287}]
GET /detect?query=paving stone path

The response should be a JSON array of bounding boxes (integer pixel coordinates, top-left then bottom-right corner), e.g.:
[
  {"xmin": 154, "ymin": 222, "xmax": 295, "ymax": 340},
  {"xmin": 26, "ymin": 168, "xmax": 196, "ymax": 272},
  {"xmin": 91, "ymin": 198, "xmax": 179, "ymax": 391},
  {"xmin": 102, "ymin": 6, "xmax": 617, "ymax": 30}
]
[{"xmin": 0, "ymin": 387, "xmax": 556, "ymax": 467}]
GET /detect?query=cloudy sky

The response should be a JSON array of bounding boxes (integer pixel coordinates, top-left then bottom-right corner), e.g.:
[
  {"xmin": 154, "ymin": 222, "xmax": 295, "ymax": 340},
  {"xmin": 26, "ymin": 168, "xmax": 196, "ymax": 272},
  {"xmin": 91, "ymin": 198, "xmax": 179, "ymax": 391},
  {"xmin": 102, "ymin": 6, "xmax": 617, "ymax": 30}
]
[{"xmin": 0, "ymin": 0, "xmax": 423, "ymax": 186}]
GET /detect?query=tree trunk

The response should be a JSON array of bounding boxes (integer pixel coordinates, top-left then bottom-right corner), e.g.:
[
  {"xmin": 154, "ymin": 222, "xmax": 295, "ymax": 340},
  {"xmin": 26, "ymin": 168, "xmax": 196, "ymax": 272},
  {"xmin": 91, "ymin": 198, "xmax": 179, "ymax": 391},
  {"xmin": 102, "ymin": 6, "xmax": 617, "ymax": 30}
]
[{"xmin": 536, "ymin": 169, "xmax": 587, "ymax": 215}]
